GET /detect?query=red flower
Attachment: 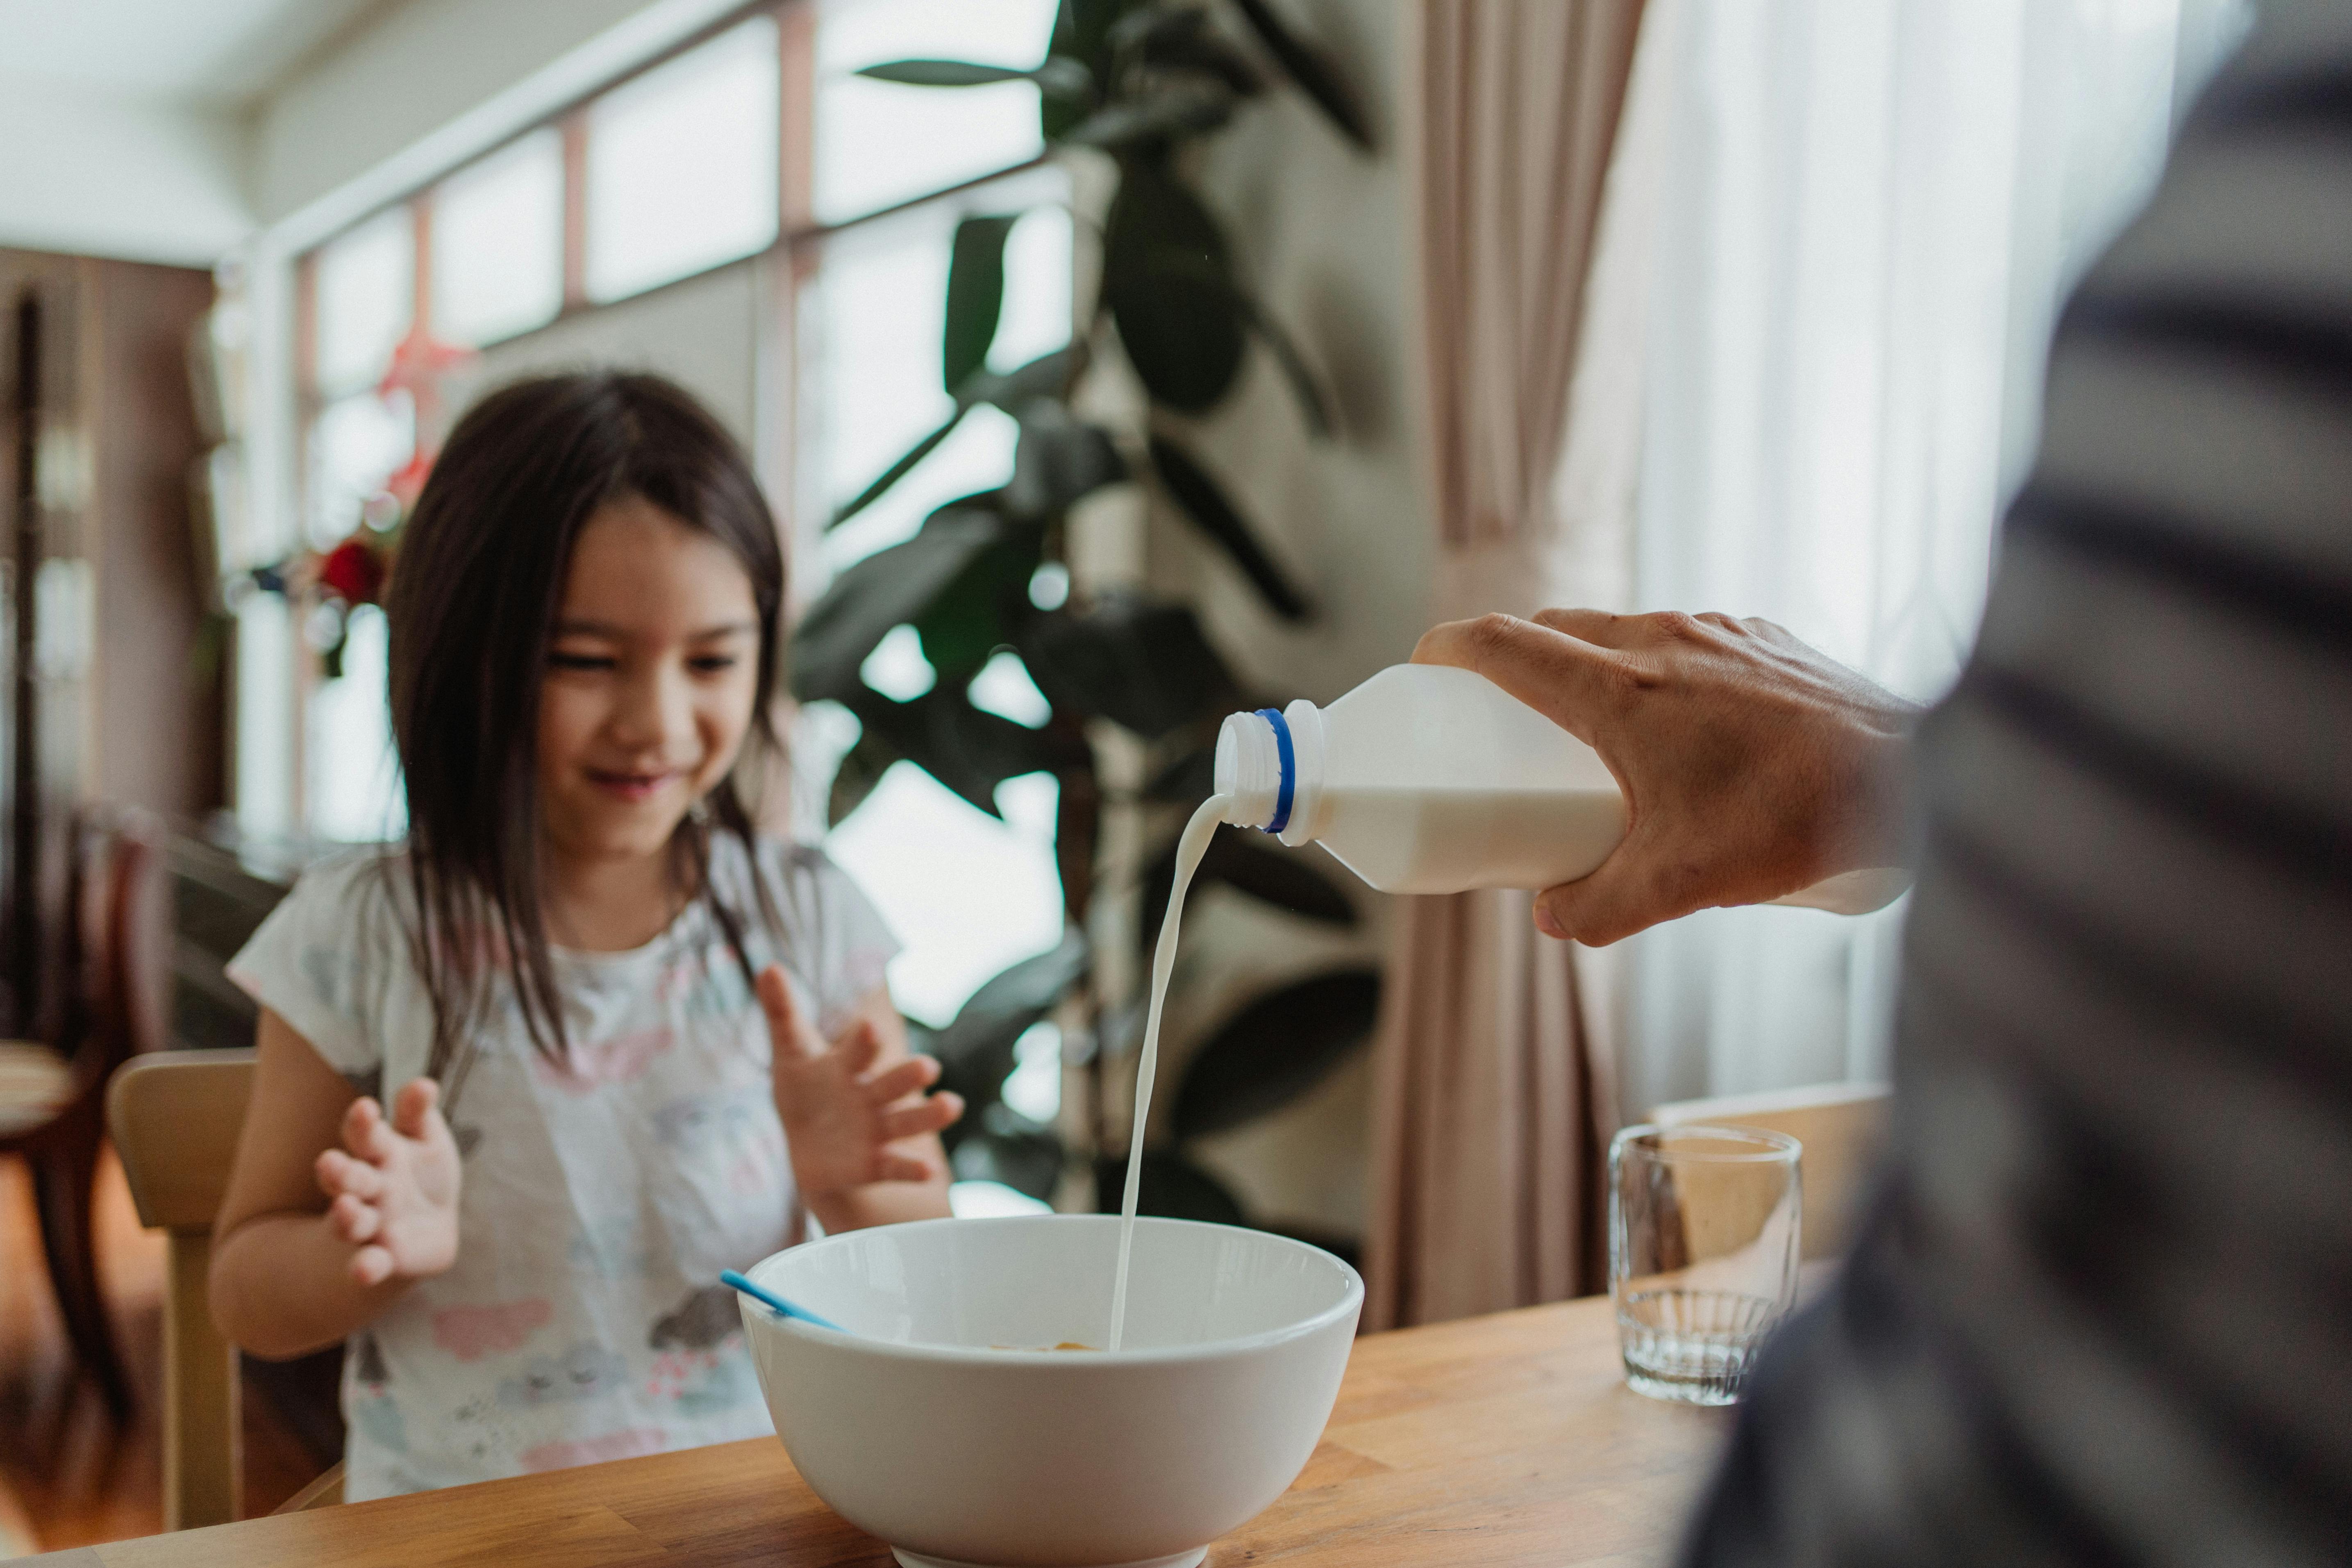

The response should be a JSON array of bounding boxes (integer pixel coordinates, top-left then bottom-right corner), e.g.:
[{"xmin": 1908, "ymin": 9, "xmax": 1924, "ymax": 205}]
[{"xmin": 319, "ymin": 538, "xmax": 385, "ymax": 606}]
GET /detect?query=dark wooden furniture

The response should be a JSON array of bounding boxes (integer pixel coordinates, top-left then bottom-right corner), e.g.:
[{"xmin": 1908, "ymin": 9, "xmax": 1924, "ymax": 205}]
[{"xmin": 0, "ymin": 816, "xmax": 166, "ymax": 1416}]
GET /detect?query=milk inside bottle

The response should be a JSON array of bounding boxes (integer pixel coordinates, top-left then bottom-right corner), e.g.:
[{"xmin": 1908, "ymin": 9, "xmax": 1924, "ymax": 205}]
[
  {"xmin": 1211, "ymin": 664, "xmax": 1624, "ymax": 892},
  {"xmin": 1211, "ymin": 663, "xmax": 1900, "ymax": 908}
]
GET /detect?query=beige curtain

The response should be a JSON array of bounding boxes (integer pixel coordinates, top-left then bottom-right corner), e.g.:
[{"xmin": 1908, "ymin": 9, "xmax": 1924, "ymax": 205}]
[{"xmin": 1365, "ymin": 0, "xmax": 1656, "ymax": 1330}]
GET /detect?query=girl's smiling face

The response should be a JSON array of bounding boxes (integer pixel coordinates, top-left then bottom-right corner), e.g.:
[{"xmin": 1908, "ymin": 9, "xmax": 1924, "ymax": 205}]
[{"xmin": 538, "ymin": 495, "xmax": 761, "ymax": 868}]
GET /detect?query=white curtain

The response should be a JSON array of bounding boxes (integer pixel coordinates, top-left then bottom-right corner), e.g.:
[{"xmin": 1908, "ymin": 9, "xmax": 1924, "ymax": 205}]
[{"xmin": 1614, "ymin": 0, "xmax": 2249, "ymax": 1118}]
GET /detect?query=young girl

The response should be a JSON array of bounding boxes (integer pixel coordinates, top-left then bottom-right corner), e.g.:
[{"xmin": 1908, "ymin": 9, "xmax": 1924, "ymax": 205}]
[{"xmin": 209, "ymin": 373, "xmax": 961, "ymax": 1499}]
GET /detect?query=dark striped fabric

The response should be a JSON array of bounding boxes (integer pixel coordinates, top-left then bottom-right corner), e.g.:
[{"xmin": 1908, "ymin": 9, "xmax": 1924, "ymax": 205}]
[{"xmin": 1680, "ymin": 5, "xmax": 2352, "ymax": 1563}]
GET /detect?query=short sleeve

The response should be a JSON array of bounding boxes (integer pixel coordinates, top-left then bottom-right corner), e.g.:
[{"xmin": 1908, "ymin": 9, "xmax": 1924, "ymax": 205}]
[
  {"xmin": 755, "ymin": 841, "xmax": 901, "ymax": 1036},
  {"xmin": 225, "ymin": 852, "xmax": 407, "ymax": 1081}
]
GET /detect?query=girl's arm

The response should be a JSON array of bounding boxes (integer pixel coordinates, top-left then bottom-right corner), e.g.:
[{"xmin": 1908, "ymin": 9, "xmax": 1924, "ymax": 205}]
[
  {"xmin": 763, "ymin": 973, "xmax": 960, "ymax": 1234},
  {"xmin": 209, "ymin": 1009, "xmax": 461, "ymax": 1359}
]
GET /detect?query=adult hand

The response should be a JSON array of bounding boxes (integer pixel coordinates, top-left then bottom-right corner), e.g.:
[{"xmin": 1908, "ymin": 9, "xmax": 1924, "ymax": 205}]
[
  {"xmin": 315, "ymin": 1079, "xmax": 462, "ymax": 1287},
  {"xmin": 760, "ymin": 966, "xmax": 962, "ymax": 1200},
  {"xmin": 1413, "ymin": 609, "xmax": 1917, "ymax": 945}
]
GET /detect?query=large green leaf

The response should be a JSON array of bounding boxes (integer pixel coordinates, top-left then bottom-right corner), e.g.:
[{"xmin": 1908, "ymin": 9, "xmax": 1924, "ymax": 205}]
[
  {"xmin": 1227, "ymin": 0, "xmax": 1373, "ymax": 150},
  {"xmin": 830, "ymin": 407, "xmax": 966, "ymax": 529},
  {"xmin": 1110, "ymin": 6, "xmax": 1264, "ymax": 95},
  {"xmin": 1060, "ymin": 82, "xmax": 1236, "ymax": 150},
  {"xmin": 1169, "ymin": 967, "xmax": 1380, "ymax": 1139},
  {"xmin": 945, "ymin": 215, "xmax": 1019, "ymax": 395},
  {"xmin": 967, "ymin": 344, "xmax": 1083, "ymax": 413},
  {"xmin": 935, "ymin": 926, "xmax": 1091, "ymax": 1069},
  {"xmin": 1137, "ymin": 825, "xmax": 1357, "ymax": 958},
  {"xmin": 1007, "ymin": 406, "xmax": 1127, "ymax": 520},
  {"xmin": 1134, "ymin": 254, "xmax": 1332, "ymax": 438},
  {"xmin": 1053, "ymin": 0, "xmax": 1148, "ymax": 82},
  {"xmin": 1021, "ymin": 595, "xmax": 1235, "ymax": 740},
  {"xmin": 914, "ymin": 525, "xmax": 1044, "ymax": 685},
  {"xmin": 1103, "ymin": 162, "xmax": 1245, "ymax": 415},
  {"xmin": 857, "ymin": 59, "xmax": 1036, "ymax": 86},
  {"xmin": 842, "ymin": 684, "xmax": 1058, "ymax": 818},
  {"xmin": 929, "ymin": 928, "xmax": 1090, "ymax": 1133},
  {"xmin": 1147, "ymin": 435, "xmax": 1310, "ymax": 620},
  {"xmin": 789, "ymin": 503, "xmax": 1004, "ymax": 701},
  {"xmin": 1094, "ymin": 1152, "xmax": 1246, "ymax": 1225},
  {"xmin": 826, "ymin": 727, "xmax": 901, "ymax": 827}
]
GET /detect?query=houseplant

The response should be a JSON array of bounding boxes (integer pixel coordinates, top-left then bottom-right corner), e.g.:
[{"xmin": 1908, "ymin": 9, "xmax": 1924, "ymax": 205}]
[{"xmin": 792, "ymin": 0, "xmax": 1379, "ymax": 1239}]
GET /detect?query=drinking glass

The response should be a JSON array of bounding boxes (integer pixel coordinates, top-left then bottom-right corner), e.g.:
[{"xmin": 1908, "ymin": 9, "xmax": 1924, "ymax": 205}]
[{"xmin": 1609, "ymin": 1124, "xmax": 1801, "ymax": 1405}]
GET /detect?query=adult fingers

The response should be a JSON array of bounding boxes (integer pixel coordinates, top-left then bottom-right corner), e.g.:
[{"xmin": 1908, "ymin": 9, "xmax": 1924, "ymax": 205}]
[
  {"xmin": 864, "ymin": 1054, "xmax": 941, "ymax": 1104},
  {"xmin": 757, "ymin": 967, "xmax": 818, "ymax": 1061},
  {"xmin": 316, "ymin": 1148, "xmax": 386, "ymax": 1201},
  {"xmin": 343, "ymin": 1097, "xmax": 395, "ymax": 1164},
  {"xmin": 329, "ymin": 1193, "xmax": 382, "ymax": 1245},
  {"xmin": 389, "ymin": 1077, "xmax": 441, "ymax": 1140},
  {"xmin": 879, "ymin": 1092, "xmax": 963, "ymax": 1142},
  {"xmin": 877, "ymin": 1150, "xmax": 939, "ymax": 1185},
  {"xmin": 350, "ymin": 1245, "xmax": 395, "ymax": 1287},
  {"xmin": 834, "ymin": 1018, "xmax": 883, "ymax": 1077},
  {"xmin": 1533, "ymin": 834, "xmax": 1704, "ymax": 948},
  {"xmin": 1409, "ymin": 614, "xmax": 1625, "ymax": 743},
  {"xmin": 1529, "ymin": 607, "xmax": 1641, "ymax": 647}
]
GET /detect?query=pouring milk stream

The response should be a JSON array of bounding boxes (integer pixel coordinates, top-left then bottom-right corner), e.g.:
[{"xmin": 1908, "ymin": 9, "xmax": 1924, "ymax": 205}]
[{"xmin": 1106, "ymin": 664, "xmax": 1904, "ymax": 1346}]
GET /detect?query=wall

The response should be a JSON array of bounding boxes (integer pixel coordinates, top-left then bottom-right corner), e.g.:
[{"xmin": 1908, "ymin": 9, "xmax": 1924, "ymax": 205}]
[
  {"xmin": 86, "ymin": 259, "xmax": 227, "ymax": 819},
  {"xmin": 462, "ymin": 259, "xmax": 767, "ymax": 443},
  {"xmin": 0, "ymin": 83, "xmax": 250, "ymax": 267}
]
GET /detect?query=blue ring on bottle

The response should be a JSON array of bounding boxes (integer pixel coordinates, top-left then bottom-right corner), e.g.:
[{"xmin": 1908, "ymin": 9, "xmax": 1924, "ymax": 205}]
[{"xmin": 1257, "ymin": 708, "xmax": 1295, "ymax": 834}]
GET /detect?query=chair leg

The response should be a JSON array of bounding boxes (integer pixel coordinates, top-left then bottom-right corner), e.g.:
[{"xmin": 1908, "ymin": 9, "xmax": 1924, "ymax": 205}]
[{"xmin": 30, "ymin": 1132, "xmax": 136, "ymax": 1419}]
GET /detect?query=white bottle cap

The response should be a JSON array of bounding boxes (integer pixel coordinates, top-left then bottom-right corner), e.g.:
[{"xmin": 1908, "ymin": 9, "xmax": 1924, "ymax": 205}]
[{"xmin": 1213, "ymin": 710, "xmax": 1291, "ymax": 831}]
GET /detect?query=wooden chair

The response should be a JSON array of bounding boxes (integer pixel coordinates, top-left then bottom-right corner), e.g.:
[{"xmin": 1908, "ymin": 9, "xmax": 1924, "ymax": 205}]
[
  {"xmin": 107, "ymin": 1048, "xmax": 344, "ymax": 1527},
  {"xmin": 0, "ymin": 815, "xmax": 165, "ymax": 1418},
  {"xmin": 1646, "ymin": 1081, "xmax": 1891, "ymax": 1261}
]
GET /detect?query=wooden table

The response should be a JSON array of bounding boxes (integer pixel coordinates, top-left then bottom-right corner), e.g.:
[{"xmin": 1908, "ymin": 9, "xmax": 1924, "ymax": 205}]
[{"xmin": 27, "ymin": 1294, "xmax": 1730, "ymax": 1567}]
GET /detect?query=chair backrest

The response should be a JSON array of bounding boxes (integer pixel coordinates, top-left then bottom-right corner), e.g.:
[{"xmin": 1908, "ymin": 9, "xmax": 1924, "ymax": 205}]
[
  {"xmin": 108, "ymin": 1048, "xmax": 255, "ymax": 1529},
  {"xmin": 1645, "ymin": 1081, "xmax": 1891, "ymax": 1261},
  {"xmin": 53, "ymin": 815, "xmax": 165, "ymax": 1093}
]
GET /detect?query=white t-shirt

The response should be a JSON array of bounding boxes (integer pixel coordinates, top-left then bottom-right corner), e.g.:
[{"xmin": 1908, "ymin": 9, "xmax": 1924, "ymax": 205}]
[{"xmin": 227, "ymin": 835, "xmax": 898, "ymax": 1500}]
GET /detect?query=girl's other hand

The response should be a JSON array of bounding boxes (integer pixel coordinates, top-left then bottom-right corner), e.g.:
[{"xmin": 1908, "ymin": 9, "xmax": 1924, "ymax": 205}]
[
  {"xmin": 759, "ymin": 966, "xmax": 963, "ymax": 1202},
  {"xmin": 314, "ymin": 1078, "xmax": 462, "ymax": 1287}
]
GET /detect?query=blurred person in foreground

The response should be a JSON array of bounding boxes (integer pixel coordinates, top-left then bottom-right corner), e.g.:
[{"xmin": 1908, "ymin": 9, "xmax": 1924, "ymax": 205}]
[{"xmin": 1417, "ymin": 2, "xmax": 2349, "ymax": 1562}]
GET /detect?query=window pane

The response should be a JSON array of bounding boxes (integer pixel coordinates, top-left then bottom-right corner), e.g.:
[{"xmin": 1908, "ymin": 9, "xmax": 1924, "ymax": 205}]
[
  {"xmin": 313, "ymin": 206, "xmax": 412, "ymax": 397},
  {"xmin": 307, "ymin": 391, "xmax": 413, "ymax": 549},
  {"xmin": 804, "ymin": 177, "xmax": 1068, "ymax": 574},
  {"xmin": 586, "ymin": 18, "xmax": 780, "ymax": 303},
  {"xmin": 825, "ymin": 764, "xmax": 1064, "ymax": 1027},
  {"xmin": 307, "ymin": 604, "xmax": 404, "ymax": 843},
  {"xmin": 815, "ymin": 0, "xmax": 1057, "ymax": 223},
  {"xmin": 433, "ymin": 129, "xmax": 563, "ymax": 346},
  {"xmin": 990, "ymin": 204, "xmax": 1072, "ymax": 373}
]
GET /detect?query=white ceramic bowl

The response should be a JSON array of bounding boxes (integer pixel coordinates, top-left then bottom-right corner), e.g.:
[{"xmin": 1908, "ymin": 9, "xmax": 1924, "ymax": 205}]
[{"xmin": 741, "ymin": 1214, "xmax": 1363, "ymax": 1568}]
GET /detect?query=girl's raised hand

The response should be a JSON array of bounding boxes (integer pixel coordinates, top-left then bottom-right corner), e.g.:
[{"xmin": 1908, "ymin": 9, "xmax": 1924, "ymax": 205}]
[
  {"xmin": 759, "ymin": 966, "xmax": 962, "ymax": 1202},
  {"xmin": 314, "ymin": 1078, "xmax": 462, "ymax": 1287}
]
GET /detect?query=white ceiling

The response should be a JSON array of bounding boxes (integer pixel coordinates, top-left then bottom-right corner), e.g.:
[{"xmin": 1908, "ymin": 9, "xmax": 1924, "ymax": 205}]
[{"xmin": 0, "ymin": 0, "xmax": 387, "ymax": 107}]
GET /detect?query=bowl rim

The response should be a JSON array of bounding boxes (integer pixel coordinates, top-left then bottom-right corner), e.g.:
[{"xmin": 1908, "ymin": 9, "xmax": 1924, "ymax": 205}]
[{"xmin": 745, "ymin": 1213, "xmax": 1365, "ymax": 1366}]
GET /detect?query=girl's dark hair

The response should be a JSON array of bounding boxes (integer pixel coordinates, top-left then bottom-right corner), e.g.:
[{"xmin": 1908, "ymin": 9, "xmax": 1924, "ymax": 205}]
[{"xmin": 386, "ymin": 372, "xmax": 783, "ymax": 1082}]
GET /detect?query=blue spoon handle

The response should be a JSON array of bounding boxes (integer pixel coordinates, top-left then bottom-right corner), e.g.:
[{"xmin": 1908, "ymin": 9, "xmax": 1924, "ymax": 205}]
[{"xmin": 721, "ymin": 1269, "xmax": 845, "ymax": 1333}]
